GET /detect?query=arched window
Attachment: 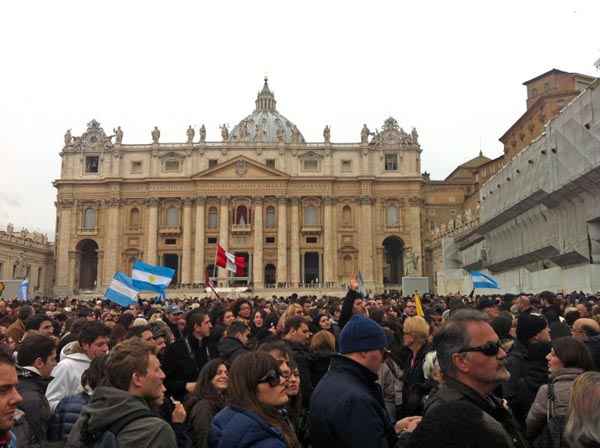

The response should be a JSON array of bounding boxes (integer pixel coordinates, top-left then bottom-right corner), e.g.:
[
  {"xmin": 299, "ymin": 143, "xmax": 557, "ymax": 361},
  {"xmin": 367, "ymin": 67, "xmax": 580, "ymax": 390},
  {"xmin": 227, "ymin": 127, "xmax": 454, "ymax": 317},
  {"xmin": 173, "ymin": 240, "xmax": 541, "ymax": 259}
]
[
  {"xmin": 207, "ymin": 207, "xmax": 218, "ymax": 229},
  {"xmin": 236, "ymin": 206, "xmax": 248, "ymax": 225},
  {"xmin": 386, "ymin": 206, "xmax": 399, "ymax": 226},
  {"xmin": 265, "ymin": 206, "xmax": 276, "ymax": 228},
  {"xmin": 342, "ymin": 205, "xmax": 352, "ymax": 227},
  {"xmin": 83, "ymin": 208, "xmax": 96, "ymax": 229},
  {"xmin": 130, "ymin": 208, "xmax": 140, "ymax": 228},
  {"xmin": 166, "ymin": 207, "xmax": 179, "ymax": 226},
  {"xmin": 304, "ymin": 206, "xmax": 318, "ymax": 226}
]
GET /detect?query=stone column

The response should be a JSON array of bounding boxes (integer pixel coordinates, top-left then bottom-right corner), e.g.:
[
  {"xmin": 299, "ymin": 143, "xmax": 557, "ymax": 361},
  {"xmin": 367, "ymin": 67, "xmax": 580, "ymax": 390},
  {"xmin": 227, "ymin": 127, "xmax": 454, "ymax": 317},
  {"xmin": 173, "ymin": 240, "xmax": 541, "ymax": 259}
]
[
  {"xmin": 289, "ymin": 198, "xmax": 300, "ymax": 287},
  {"xmin": 277, "ymin": 197, "xmax": 288, "ymax": 285},
  {"xmin": 55, "ymin": 200, "xmax": 74, "ymax": 294},
  {"xmin": 253, "ymin": 197, "xmax": 264, "ymax": 288},
  {"xmin": 181, "ymin": 197, "xmax": 193, "ymax": 284},
  {"xmin": 103, "ymin": 199, "xmax": 121, "ymax": 287},
  {"xmin": 193, "ymin": 197, "xmax": 206, "ymax": 283},
  {"xmin": 96, "ymin": 250, "xmax": 104, "ymax": 290},
  {"xmin": 323, "ymin": 197, "xmax": 337, "ymax": 285},
  {"xmin": 218, "ymin": 197, "xmax": 230, "ymax": 283},
  {"xmin": 359, "ymin": 196, "xmax": 375, "ymax": 287},
  {"xmin": 68, "ymin": 251, "xmax": 77, "ymax": 291},
  {"xmin": 145, "ymin": 198, "xmax": 159, "ymax": 264}
]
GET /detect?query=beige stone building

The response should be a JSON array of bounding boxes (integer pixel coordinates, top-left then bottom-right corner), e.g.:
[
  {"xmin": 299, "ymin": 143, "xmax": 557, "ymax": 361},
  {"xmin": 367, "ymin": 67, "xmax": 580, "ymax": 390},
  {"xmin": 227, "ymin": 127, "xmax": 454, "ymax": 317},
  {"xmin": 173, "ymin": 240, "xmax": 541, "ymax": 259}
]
[
  {"xmin": 53, "ymin": 79, "xmax": 475, "ymax": 296},
  {"xmin": 0, "ymin": 224, "xmax": 54, "ymax": 297}
]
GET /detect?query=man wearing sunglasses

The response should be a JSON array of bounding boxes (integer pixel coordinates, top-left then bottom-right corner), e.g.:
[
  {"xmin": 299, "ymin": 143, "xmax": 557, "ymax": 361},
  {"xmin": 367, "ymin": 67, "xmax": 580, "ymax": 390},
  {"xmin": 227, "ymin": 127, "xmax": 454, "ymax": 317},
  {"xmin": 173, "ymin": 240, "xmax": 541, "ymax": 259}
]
[{"xmin": 406, "ymin": 309, "xmax": 529, "ymax": 448}]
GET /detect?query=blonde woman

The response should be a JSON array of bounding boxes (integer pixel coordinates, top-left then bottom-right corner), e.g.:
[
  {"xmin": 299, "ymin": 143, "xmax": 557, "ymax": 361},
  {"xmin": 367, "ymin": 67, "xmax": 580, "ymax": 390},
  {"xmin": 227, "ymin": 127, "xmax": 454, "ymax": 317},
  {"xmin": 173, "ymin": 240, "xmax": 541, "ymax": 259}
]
[
  {"xmin": 565, "ymin": 371, "xmax": 600, "ymax": 448},
  {"xmin": 276, "ymin": 304, "xmax": 304, "ymax": 333},
  {"xmin": 399, "ymin": 316, "xmax": 431, "ymax": 417}
]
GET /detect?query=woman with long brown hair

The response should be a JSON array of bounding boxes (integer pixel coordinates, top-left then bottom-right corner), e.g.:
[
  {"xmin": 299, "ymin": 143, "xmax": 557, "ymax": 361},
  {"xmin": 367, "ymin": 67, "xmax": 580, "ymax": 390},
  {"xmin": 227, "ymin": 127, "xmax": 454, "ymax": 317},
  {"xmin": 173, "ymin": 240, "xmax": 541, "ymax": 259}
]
[
  {"xmin": 185, "ymin": 358, "xmax": 228, "ymax": 448},
  {"xmin": 210, "ymin": 351, "xmax": 300, "ymax": 448}
]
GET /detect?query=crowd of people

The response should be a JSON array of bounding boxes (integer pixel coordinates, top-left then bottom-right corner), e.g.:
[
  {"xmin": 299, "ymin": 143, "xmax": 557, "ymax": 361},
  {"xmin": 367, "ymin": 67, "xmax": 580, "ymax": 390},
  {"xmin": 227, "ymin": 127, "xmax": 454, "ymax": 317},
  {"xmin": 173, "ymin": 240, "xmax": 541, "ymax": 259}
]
[{"xmin": 1, "ymin": 286, "xmax": 600, "ymax": 447}]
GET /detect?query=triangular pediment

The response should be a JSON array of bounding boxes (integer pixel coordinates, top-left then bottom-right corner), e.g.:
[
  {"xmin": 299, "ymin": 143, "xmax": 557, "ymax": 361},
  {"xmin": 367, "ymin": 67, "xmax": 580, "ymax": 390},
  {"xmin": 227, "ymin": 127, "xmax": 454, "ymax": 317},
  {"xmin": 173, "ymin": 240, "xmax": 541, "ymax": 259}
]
[{"xmin": 192, "ymin": 155, "xmax": 290, "ymax": 180}]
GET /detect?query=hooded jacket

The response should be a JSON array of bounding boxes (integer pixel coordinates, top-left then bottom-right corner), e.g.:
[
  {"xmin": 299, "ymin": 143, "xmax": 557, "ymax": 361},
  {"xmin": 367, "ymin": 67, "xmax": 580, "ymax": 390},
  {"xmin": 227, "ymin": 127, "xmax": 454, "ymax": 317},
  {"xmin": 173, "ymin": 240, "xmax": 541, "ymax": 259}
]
[
  {"xmin": 46, "ymin": 350, "xmax": 91, "ymax": 412},
  {"xmin": 65, "ymin": 386, "xmax": 176, "ymax": 448},
  {"xmin": 16, "ymin": 367, "xmax": 52, "ymax": 448},
  {"xmin": 209, "ymin": 406, "xmax": 287, "ymax": 448}
]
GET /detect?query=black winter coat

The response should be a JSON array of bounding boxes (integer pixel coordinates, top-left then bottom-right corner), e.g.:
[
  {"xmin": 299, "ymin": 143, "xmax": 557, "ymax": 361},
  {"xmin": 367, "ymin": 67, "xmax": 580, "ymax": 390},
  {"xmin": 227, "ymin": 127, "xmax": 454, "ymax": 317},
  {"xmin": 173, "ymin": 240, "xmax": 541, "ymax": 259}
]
[
  {"xmin": 398, "ymin": 343, "xmax": 432, "ymax": 417},
  {"xmin": 164, "ymin": 335, "xmax": 210, "ymax": 401},
  {"xmin": 309, "ymin": 355, "xmax": 396, "ymax": 448},
  {"xmin": 585, "ymin": 334, "xmax": 600, "ymax": 371},
  {"xmin": 16, "ymin": 367, "xmax": 52, "ymax": 448},
  {"xmin": 503, "ymin": 340, "xmax": 550, "ymax": 427}
]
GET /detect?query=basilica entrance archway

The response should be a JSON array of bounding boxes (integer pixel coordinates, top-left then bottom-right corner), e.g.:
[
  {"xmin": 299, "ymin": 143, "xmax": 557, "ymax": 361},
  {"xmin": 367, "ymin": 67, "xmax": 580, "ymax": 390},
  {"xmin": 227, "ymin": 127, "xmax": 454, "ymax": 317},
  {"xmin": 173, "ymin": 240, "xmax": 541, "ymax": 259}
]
[
  {"xmin": 77, "ymin": 239, "xmax": 98, "ymax": 290},
  {"xmin": 382, "ymin": 236, "xmax": 404, "ymax": 286}
]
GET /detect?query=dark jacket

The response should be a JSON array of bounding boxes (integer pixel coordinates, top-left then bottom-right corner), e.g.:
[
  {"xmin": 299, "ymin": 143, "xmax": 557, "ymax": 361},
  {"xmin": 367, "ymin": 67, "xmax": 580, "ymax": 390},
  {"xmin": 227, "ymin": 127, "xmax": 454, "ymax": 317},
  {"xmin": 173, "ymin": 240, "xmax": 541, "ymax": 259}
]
[
  {"xmin": 217, "ymin": 337, "xmax": 250, "ymax": 365},
  {"xmin": 209, "ymin": 406, "xmax": 287, "ymax": 448},
  {"xmin": 503, "ymin": 340, "xmax": 550, "ymax": 427},
  {"xmin": 164, "ymin": 335, "xmax": 210, "ymax": 401},
  {"xmin": 339, "ymin": 289, "xmax": 361, "ymax": 329},
  {"xmin": 398, "ymin": 343, "xmax": 432, "ymax": 417},
  {"xmin": 65, "ymin": 386, "xmax": 177, "ymax": 448},
  {"xmin": 16, "ymin": 367, "xmax": 52, "ymax": 448},
  {"xmin": 187, "ymin": 397, "xmax": 224, "ymax": 448},
  {"xmin": 47, "ymin": 391, "xmax": 91, "ymax": 442},
  {"xmin": 284, "ymin": 340, "xmax": 314, "ymax": 407},
  {"xmin": 309, "ymin": 351, "xmax": 334, "ymax": 388},
  {"xmin": 411, "ymin": 378, "xmax": 529, "ymax": 448},
  {"xmin": 309, "ymin": 355, "xmax": 396, "ymax": 448},
  {"xmin": 585, "ymin": 334, "xmax": 600, "ymax": 371}
]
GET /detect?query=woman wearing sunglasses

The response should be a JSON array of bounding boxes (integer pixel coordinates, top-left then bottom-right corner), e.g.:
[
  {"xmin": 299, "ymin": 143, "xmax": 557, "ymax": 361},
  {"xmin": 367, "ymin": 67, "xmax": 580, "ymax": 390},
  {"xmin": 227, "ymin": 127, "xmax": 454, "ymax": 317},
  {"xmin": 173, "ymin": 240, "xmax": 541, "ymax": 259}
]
[{"xmin": 210, "ymin": 352, "xmax": 300, "ymax": 448}]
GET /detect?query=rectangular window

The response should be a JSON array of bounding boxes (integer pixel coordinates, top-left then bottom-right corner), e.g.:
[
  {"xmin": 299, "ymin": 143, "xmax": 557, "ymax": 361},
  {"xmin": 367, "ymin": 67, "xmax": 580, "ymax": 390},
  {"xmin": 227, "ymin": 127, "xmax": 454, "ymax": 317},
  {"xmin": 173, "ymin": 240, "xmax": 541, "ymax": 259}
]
[
  {"xmin": 131, "ymin": 161, "xmax": 142, "ymax": 173},
  {"xmin": 303, "ymin": 159, "xmax": 319, "ymax": 172},
  {"xmin": 341, "ymin": 160, "xmax": 352, "ymax": 173},
  {"xmin": 85, "ymin": 156, "xmax": 99, "ymax": 173},
  {"xmin": 207, "ymin": 237, "xmax": 217, "ymax": 244},
  {"xmin": 208, "ymin": 159, "xmax": 218, "ymax": 169},
  {"xmin": 164, "ymin": 160, "xmax": 180, "ymax": 172},
  {"xmin": 165, "ymin": 238, "xmax": 177, "ymax": 245},
  {"xmin": 385, "ymin": 153, "xmax": 398, "ymax": 171},
  {"xmin": 265, "ymin": 236, "xmax": 275, "ymax": 244},
  {"xmin": 306, "ymin": 237, "xmax": 318, "ymax": 244},
  {"xmin": 266, "ymin": 159, "xmax": 276, "ymax": 169}
]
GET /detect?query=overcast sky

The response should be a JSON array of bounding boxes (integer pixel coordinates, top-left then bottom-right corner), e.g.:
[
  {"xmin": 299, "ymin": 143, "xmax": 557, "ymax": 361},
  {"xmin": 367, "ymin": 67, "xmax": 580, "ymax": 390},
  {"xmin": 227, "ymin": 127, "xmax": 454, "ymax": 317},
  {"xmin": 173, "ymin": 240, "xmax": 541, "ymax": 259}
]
[{"xmin": 1, "ymin": 0, "xmax": 598, "ymax": 240}]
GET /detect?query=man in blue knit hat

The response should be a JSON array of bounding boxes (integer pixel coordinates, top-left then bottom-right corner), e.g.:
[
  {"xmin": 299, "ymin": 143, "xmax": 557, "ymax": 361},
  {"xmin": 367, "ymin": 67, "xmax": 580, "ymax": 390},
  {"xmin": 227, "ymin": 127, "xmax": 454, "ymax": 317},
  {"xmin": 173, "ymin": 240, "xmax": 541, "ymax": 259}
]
[{"xmin": 310, "ymin": 315, "xmax": 421, "ymax": 448}]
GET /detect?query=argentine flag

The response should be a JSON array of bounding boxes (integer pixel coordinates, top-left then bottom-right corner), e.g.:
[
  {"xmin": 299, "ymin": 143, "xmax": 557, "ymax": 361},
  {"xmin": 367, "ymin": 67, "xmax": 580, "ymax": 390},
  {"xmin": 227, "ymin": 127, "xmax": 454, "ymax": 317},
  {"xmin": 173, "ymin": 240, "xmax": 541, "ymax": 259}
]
[
  {"xmin": 105, "ymin": 272, "xmax": 139, "ymax": 307},
  {"xmin": 470, "ymin": 271, "xmax": 499, "ymax": 289},
  {"xmin": 131, "ymin": 260, "xmax": 175, "ymax": 293},
  {"xmin": 18, "ymin": 279, "xmax": 29, "ymax": 301}
]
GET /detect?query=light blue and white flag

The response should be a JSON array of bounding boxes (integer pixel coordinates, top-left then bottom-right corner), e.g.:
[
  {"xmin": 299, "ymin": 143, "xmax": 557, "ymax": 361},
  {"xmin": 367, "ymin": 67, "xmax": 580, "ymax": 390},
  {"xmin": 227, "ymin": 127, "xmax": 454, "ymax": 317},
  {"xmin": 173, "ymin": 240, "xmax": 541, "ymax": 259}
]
[
  {"xmin": 105, "ymin": 272, "xmax": 140, "ymax": 307},
  {"xmin": 131, "ymin": 259, "xmax": 175, "ymax": 293},
  {"xmin": 18, "ymin": 279, "xmax": 29, "ymax": 301},
  {"xmin": 470, "ymin": 271, "xmax": 499, "ymax": 289}
]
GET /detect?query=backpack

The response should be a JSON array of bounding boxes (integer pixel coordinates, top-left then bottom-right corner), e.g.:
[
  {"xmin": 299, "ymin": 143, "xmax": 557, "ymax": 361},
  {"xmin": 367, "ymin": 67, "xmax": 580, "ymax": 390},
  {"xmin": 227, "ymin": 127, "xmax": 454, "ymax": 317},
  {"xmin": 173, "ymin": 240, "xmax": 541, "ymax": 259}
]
[
  {"xmin": 80, "ymin": 408, "xmax": 154, "ymax": 448},
  {"xmin": 533, "ymin": 382, "xmax": 567, "ymax": 448}
]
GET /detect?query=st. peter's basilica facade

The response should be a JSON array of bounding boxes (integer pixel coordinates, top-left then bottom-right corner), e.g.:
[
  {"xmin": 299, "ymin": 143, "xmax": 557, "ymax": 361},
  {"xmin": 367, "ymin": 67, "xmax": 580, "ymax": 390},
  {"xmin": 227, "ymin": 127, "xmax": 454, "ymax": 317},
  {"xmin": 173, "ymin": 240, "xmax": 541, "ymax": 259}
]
[{"xmin": 54, "ymin": 79, "xmax": 472, "ymax": 296}]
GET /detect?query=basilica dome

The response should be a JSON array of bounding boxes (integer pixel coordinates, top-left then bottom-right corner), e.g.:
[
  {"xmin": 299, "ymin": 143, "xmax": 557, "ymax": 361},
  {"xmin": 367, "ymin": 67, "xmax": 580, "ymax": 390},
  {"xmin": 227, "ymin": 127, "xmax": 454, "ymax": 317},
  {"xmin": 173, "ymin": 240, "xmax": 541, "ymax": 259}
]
[{"xmin": 229, "ymin": 78, "xmax": 305, "ymax": 144}]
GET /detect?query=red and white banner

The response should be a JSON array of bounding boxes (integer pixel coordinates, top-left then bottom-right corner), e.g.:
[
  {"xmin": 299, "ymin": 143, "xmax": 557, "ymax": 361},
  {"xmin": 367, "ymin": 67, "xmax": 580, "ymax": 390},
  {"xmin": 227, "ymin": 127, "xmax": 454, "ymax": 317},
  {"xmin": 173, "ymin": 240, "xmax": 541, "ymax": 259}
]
[{"xmin": 215, "ymin": 243, "xmax": 247, "ymax": 276}]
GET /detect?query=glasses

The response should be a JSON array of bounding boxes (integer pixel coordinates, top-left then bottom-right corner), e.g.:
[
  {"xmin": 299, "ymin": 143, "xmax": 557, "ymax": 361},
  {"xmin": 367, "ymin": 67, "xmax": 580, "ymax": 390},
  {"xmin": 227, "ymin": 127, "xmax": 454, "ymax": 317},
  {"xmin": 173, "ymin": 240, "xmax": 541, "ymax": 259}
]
[
  {"xmin": 458, "ymin": 341, "xmax": 503, "ymax": 357},
  {"xmin": 258, "ymin": 369, "xmax": 283, "ymax": 388}
]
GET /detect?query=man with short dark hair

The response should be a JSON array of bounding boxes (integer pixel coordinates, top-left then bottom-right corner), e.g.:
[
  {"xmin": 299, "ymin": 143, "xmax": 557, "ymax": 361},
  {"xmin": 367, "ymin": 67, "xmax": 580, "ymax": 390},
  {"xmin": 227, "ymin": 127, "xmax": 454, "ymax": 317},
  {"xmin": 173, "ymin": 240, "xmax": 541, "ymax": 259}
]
[
  {"xmin": 406, "ymin": 309, "xmax": 528, "ymax": 448},
  {"xmin": 67, "ymin": 338, "xmax": 178, "ymax": 448},
  {"xmin": 46, "ymin": 321, "xmax": 110, "ymax": 411},
  {"xmin": 217, "ymin": 320, "xmax": 250, "ymax": 364},
  {"xmin": 24, "ymin": 315, "xmax": 55, "ymax": 338},
  {"xmin": 0, "ymin": 347, "xmax": 23, "ymax": 448},
  {"xmin": 283, "ymin": 316, "xmax": 314, "ymax": 406},
  {"xmin": 16, "ymin": 334, "xmax": 57, "ymax": 447}
]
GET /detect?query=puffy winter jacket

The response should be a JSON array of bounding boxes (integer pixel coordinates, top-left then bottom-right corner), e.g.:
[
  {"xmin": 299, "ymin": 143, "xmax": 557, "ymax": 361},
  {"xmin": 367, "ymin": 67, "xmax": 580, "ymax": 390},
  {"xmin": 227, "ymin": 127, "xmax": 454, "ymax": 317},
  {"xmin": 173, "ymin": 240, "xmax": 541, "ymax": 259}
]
[
  {"xmin": 209, "ymin": 406, "xmax": 287, "ymax": 448},
  {"xmin": 47, "ymin": 392, "xmax": 90, "ymax": 442}
]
